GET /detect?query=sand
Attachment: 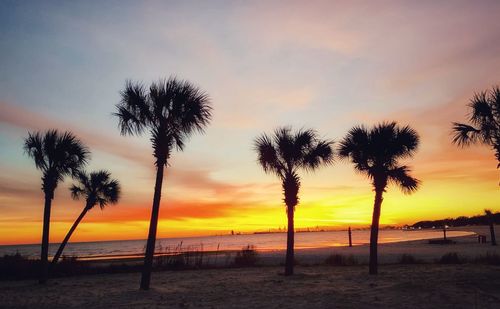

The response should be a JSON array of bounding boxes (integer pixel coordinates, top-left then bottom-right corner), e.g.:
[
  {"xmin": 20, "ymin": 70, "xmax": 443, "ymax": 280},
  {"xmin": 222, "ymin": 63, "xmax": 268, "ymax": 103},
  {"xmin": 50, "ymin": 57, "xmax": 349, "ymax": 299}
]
[
  {"xmin": 1, "ymin": 264, "xmax": 499, "ymax": 308},
  {"xmin": 259, "ymin": 227, "xmax": 500, "ymax": 265},
  {"xmin": 1, "ymin": 227, "xmax": 499, "ymax": 308}
]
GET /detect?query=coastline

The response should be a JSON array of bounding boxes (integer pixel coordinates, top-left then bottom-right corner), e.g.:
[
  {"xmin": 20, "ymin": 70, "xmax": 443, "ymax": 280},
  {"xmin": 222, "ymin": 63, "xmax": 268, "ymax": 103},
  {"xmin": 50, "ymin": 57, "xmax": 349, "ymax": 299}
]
[{"xmin": 73, "ymin": 226, "xmax": 495, "ymax": 267}]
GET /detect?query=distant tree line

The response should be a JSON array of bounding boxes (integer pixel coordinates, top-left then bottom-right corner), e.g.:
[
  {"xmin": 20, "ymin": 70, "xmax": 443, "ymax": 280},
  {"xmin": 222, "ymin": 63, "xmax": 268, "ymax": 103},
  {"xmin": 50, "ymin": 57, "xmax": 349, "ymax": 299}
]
[{"xmin": 412, "ymin": 212, "xmax": 500, "ymax": 229}]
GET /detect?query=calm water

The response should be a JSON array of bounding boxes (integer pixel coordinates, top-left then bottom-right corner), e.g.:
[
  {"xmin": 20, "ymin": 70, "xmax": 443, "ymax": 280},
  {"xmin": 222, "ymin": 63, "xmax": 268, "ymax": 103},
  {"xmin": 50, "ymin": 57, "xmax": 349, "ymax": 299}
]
[{"xmin": 0, "ymin": 229, "xmax": 473, "ymax": 259}]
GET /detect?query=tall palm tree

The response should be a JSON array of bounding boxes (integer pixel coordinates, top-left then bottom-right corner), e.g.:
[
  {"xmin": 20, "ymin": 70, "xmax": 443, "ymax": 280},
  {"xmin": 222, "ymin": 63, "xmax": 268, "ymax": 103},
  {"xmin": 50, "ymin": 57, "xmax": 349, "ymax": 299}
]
[
  {"xmin": 338, "ymin": 122, "xmax": 420, "ymax": 275},
  {"xmin": 452, "ymin": 86, "xmax": 500, "ymax": 182},
  {"xmin": 254, "ymin": 127, "xmax": 334, "ymax": 275},
  {"xmin": 51, "ymin": 170, "xmax": 121, "ymax": 264},
  {"xmin": 114, "ymin": 77, "xmax": 212, "ymax": 290},
  {"xmin": 484, "ymin": 209, "xmax": 497, "ymax": 246},
  {"xmin": 24, "ymin": 130, "xmax": 89, "ymax": 283}
]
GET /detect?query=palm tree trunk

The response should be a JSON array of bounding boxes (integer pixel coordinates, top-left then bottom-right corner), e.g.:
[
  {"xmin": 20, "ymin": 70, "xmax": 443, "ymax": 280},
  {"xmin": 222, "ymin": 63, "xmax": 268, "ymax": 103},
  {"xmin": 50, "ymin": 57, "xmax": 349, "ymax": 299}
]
[
  {"xmin": 369, "ymin": 189, "xmax": 383, "ymax": 275},
  {"xmin": 285, "ymin": 206, "xmax": 295, "ymax": 276},
  {"xmin": 490, "ymin": 223, "xmax": 497, "ymax": 246},
  {"xmin": 39, "ymin": 193, "xmax": 52, "ymax": 284},
  {"xmin": 140, "ymin": 162, "xmax": 165, "ymax": 290},
  {"xmin": 51, "ymin": 206, "xmax": 89, "ymax": 265}
]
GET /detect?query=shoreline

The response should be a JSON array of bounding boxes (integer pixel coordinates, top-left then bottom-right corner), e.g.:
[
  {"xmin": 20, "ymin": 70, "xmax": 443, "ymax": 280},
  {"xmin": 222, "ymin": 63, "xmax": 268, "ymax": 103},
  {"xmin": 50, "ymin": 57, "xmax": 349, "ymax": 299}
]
[
  {"xmin": 59, "ymin": 230, "xmax": 477, "ymax": 264},
  {"xmin": 69, "ymin": 228, "xmax": 492, "ymax": 267},
  {"xmin": 1, "ymin": 226, "xmax": 495, "ymax": 266}
]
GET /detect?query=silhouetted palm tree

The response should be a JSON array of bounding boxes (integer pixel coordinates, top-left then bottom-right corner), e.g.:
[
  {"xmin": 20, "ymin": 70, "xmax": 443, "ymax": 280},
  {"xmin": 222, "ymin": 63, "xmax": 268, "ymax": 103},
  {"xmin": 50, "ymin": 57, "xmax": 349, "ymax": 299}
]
[
  {"xmin": 338, "ymin": 122, "xmax": 419, "ymax": 275},
  {"xmin": 51, "ymin": 170, "xmax": 121, "ymax": 264},
  {"xmin": 453, "ymin": 86, "xmax": 500, "ymax": 181},
  {"xmin": 24, "ymin": 130, "xmax": 89, "ymax": 283},
  {"xmin": 254, "ymin": 127, "xmax": 334, "ymax": 275},
  {"xmin": 115, "ymin": 77, "xmax": 212, "ymax": 290},
  {"xmin": 484, "ymin": 209, "xmax": 497, "ymax": 246}
]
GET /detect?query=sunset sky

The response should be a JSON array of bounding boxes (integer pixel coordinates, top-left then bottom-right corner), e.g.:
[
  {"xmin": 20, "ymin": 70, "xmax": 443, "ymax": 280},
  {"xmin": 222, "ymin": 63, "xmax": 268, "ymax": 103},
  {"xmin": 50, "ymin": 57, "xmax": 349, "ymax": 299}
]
[{"xmin": 1, "ymin": 0, "xmax": 500, "ymax": 245}]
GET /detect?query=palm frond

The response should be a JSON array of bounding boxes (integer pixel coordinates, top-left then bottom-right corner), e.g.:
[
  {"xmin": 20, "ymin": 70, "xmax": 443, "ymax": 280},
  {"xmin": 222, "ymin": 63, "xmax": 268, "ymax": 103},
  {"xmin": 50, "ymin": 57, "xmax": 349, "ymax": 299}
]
[
  {"xmin": 453, "ymin": 86, "xmax": 500, "ymax": 176},
  {"xmin": 338, "ymin": 125, "xmax": 371, "ymax": 175},
  {"xmin": 71, "ymin": 170, "xmax": 121, "ymax": 210},
  {"xmin": 24, "ymin": 131, "xmax": 47, "ymax": 171},
  {"xmin": 104, "ymin": 179, "xmax": 121, "ymax": 204},
  {"xmin": 302, "ymin": 139, "xmax": 335, "ymax": 171},
  {"xmin": 24, "ymin": 130, "xmax": 89, "ymax": 194},
  {"xmin": 340, "ymin": 123, "xmax": 420, "ymax": 193},
  {"xmin": 115, "ymin": 80, "xmax": 150, "ymax": 136},
  {"xmin": 387, "ymin": 165, "xmax": 420, "ymax": 194},
  {"xmin": 392, "ymin": 124, "xmax": 419, "ymax": 159},
  {"xmin": 337, "ymin": 125, "xmax": 369, "ymax": 159},
  {"xmin": 468, "ymin": 91, "xmax": 493, "ymax": 126},
  {"xmin": 451, "ymin": 122, "xmax": 481, "ymax": 146},
  {"xmin": 115, "ymin": 77, "xmax": 212, "ymax": 164},
  {"xmin": 70, "ymin": 184, "xmax": 86, "ymax": 200},
  {"xmin": 490, "ymin": 86, "xmax": 500, "ymax": 118},
  {"xmin": 254, "ymin": 133, "xmax": 283, "ymax": 177},
  {"xmin": 255, "ymin": 126, "xmax": 333, "ymax": 179},
  {"xmin": 55, "ymin": 131, "xmax": 90, "ymax": 177},
  {"xmin": 274, "ymin": 126, "xmax": 295, "ymax": 168}
]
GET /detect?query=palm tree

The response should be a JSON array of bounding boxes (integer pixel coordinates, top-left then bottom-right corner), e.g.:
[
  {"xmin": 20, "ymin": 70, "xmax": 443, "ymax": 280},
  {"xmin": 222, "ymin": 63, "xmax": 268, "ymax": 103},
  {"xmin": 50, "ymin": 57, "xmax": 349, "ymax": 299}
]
[
  {"xmin": 484, "ymin": 209, "xmax": 497, "ymax": 246},
  {"xmin": 24, "ymin": 130, "xmax": 89, "ymax": 283},
  {"xmin": 51, "ymin": 170, "xmax": 121, "ymax": 264},
  {"xmin": 452, "ymin": 86, "xmax": 500, "ymax": 182},
  {"xmin": 254, "ymin": 127, "xmax": 334, "ymax": 275},
  {"xmin": 114, "ymin": 77, "xmax": 212, "ymax": 290},
  {"xmin": 338, "ymin": 122, "xmax": 420, "ymax": 275}
]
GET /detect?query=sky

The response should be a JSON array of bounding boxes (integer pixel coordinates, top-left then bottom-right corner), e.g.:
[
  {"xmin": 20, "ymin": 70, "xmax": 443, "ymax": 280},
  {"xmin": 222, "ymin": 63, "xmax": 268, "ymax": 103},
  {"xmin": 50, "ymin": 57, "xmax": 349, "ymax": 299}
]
[{"xmin": 1, "ymin": 0, "xmax": 500, "ymax": 245}]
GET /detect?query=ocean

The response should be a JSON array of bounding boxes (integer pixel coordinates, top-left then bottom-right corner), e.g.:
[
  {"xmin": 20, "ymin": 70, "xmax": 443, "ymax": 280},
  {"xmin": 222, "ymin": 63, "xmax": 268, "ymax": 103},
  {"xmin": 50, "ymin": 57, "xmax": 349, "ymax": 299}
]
[{"xmin": 0, "ymin": 229, "xmax": 473, "ymax": 260}]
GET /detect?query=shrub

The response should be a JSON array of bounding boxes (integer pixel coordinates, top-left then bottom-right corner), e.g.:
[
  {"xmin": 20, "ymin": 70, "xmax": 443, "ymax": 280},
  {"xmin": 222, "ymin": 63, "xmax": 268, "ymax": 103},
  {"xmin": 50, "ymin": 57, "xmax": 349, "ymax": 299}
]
[
  {"xmin": 0, "ymin": 253, "xmax": 38, "ymax": 280},
  {"xmin": 325, "ymin": 254, "xmax": 358, "ymax": 266},
  {"xmin": 399, "ymin": 254, "xmax": 420, "ymax": 264},
  {"xmin": 234, "ymin": 245, "xmax": 258, "ymax": 267},
  {"xmin": 52, "ymin": 256, "xmax": 88, "ymax": 276},
  {"xmin": 438, "ymin": 252, "xmax": 464, "ymax": 264},
  {"xmin": 166, "ymin": 254, "xmax": 187, "ymax": 270},
  {"xmin": 474, "ymin": 252, "xmax": 500, "ymax": 265}
]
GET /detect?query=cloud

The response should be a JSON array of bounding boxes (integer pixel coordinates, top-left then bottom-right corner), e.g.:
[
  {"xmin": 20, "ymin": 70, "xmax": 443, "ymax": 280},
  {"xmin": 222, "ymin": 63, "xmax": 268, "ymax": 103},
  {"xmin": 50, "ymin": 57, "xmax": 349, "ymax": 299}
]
[
  {"xmin": 0, "ymin": 100, "xmax": 260, "ymax": 195},
  {"xmin": 0, "ymin": 100, "xmax": 151, "ymax": 166},
  {"xmin": 0, "ymin": 179, "xmax": 39, "ymax": 198}
]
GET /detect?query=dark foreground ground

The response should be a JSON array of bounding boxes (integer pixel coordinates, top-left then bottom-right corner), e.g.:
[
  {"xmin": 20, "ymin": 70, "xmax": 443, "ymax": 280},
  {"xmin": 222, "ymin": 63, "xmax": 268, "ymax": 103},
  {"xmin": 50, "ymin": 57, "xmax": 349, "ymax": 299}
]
[{"xmin": 1, "ymin": 264, "xmax": 499, "ymax": 308}]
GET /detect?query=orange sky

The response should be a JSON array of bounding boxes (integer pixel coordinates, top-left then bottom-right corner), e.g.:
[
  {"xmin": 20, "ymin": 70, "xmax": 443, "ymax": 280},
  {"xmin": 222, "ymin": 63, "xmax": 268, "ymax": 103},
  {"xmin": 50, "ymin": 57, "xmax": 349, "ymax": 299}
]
[{"xmin": 1, "ymin": 1, "xmax": 500, "ymax": 245}]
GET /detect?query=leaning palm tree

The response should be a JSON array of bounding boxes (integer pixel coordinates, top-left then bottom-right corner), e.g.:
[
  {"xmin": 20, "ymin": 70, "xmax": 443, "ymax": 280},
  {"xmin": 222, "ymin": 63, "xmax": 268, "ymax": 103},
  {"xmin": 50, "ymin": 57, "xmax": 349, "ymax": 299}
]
[
  {"xmin": 24, "ymin": 130, "xmax": 89, "ymax": 283},
  {"xmin": 114, "ymin": 77, "xmax": 212, "ymax": 290},
  {"xmin": 452, "ymin": 86, "xmax": 500, "ymax": 182},
  {"xmin": 338, "ymin": 122, "xmax": 420, "ymax": 275},
  {"xmin": 254, "ymin": 127, "xmax": 334, "ymax": 275},
  {"xmin": 484, "ymin": 209, "xmax": 497, "ymax": 246},
  {"xmin": 51, "ymin": 170, "xmax": 121, "ymax": 264}
]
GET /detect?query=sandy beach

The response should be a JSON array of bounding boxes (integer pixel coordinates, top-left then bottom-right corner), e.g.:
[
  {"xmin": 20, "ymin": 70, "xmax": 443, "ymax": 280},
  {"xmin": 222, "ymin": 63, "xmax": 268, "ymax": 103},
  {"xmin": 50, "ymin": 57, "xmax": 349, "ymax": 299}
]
[
  {"xmin": 1, "ymin": 264, "xmax": 499, "ymax": 308},
  {"xmin": 243, "ymin": 226, "xmax": 500, "ymax": 266},
  {"xmin": 1, "ymin": 227, "xmax": 499, "ymax": 308}
]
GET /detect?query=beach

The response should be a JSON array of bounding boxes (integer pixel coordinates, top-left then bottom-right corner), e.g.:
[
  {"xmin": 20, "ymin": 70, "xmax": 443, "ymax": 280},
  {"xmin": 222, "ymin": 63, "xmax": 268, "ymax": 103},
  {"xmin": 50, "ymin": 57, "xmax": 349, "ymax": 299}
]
[
  {"xmin": 1, "ymin": 265, "xmax": 499, "ymax": 308},
  {"xmin": 1, "ymin": 227, "xmax": 499, "ymax": 308}
]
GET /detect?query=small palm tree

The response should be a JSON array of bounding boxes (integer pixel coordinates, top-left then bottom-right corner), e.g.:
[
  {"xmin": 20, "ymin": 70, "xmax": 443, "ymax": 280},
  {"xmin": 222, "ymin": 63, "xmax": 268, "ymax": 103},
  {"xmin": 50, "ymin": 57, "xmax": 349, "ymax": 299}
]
[
  {"xmin": 114, "ymin": 77, "xmax": 212, "ymax": 290},
  {"xmin": 51, "ymin": 170, "xmax": 121, "ymax": 264},
  {"xmin": 484, "ymin": 209, "xmax": 497, "ymax": 246},
  {"xmin": 254, "ymin": 127, "xmax": 334, "ymax": 275},
  {"xmin": 24, "ymin": 130, "xmax": 89, "ymax": 283},
  {"xmin": 338, "ymin": 122, "xmax": 419, "ymax": 275},
  {"xmin": 452, "ymin": 86, "xmax": 500, "ymax": 182}
]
